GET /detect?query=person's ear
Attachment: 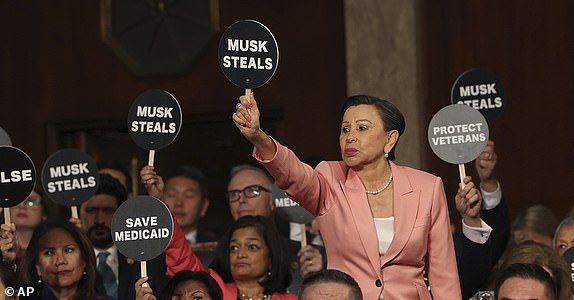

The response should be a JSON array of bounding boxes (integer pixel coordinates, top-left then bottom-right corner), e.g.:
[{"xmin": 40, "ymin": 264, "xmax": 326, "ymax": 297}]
[
  {"xmin": 384, "ymin": 130, "xmax": 399, "ymax": 154},
  {"xmin": 200, "ymin": 198, "xmax": 210, "ymax": 217}
]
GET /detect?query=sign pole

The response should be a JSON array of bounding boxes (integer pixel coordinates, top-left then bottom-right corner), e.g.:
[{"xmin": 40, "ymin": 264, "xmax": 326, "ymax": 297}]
[
  {"xmin": 71, "ymin": 206, "xmax": 78, "ymax": 219},
  {"xmin": 300, "ymin": 224, "xmax": 307, "ymax": 248},
  {"xmin": 458, "ymin": 164, "xmax": 466, "ymax": 188},
  {"xmin": 4, "ymin": 208, "xmax": 10, "ymax": 225},
  {"xmin": 148, "ymin": 150, "xmax": 155, "ymax": 167},
  {"xmin": 140, "ymin": 261, "xmax": 149, "ymax": 287},
  {"xmin": 245, "ymin": 88, "xmax": 251, "ymax": 105}
]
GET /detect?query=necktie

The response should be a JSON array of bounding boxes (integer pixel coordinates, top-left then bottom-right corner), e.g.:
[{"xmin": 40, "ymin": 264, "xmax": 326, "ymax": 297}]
[{"xmin": 97, "ymin": 252, "xmax": 118, "ymax": 299}]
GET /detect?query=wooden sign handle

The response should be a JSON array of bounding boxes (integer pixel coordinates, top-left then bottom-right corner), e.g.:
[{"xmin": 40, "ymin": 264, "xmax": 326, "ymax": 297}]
[
  {"xmin": 4, "ymin": 208, "xmax": 10, "ymax": 225},
  {"xmin": 300, "ymin": 223, "xmax": 307, "ymax": 248},
  {"xmin": 458, "ymin": 163, "xmax": 466, "ymax": 188},
  {"xmin": 148, "ymin": 150, "xmax": 155, "ymax": 167},
  {"xmin": 245, "ymin": 88, "xmax": 251, "ymax": 105},
  {"xmin": 71, "ymin": 206, "xmax": 78, "ymax": 219},
  {"xmin": 141, "ymin": 260, "xmax": 149, "ymax": 287}
]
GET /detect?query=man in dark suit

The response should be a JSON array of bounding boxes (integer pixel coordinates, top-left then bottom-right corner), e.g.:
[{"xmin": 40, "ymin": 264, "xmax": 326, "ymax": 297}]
[
  {"xmin": 453, "ymin": 140, "xmax": 510, "ymax": 299},
  {"xmin": 79, "ymin": 174, "xmax": 169, "ymax": 300}
]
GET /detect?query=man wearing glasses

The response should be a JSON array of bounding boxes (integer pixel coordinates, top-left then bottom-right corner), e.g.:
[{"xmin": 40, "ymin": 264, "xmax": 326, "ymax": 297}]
[{"xmin": 227, "ymin": 164, "xmax": 275, "ymax": 221}]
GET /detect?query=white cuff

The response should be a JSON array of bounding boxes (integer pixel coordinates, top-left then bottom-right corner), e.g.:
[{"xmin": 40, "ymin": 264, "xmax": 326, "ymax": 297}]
[
  {"xmin": 462, "ymin": 219, "xmax": 492, "ymax": 244},
  {"xmin": 480, "ymin": 181, "xmax": 502, "ymax": 210}
]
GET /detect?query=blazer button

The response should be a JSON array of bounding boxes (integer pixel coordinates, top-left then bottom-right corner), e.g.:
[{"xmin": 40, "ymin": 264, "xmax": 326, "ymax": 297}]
[{"xmin": 375, "ymin": 279, "xmax": 382, "ymax": 287}]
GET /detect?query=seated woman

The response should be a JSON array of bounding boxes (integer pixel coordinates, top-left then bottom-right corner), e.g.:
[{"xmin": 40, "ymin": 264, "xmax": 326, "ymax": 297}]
[
  {"xmin": 22, "ymin": 220, "xmax": 112, "ymax": 300},
  {"xmin": 161, "ymin": 215, "xmax": 296, "ymax": 300},
  {"xmin": 0, "ymin": 185, "xmax": 58, "ymax": 268},
  {"xmin": 136, "ymin": 270, "xmax": 223, "ymax": 300}
]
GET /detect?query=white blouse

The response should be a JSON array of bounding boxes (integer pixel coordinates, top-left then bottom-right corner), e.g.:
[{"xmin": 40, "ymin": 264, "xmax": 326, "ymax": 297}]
[{"xmin": 373, "ymin": 216, "xmax": 394, "ymax": 256}]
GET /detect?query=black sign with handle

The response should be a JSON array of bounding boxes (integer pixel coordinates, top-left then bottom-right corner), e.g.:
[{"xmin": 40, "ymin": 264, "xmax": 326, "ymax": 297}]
[
  {"xmin": 112, "ymin": 196, "xmax": 174, "ymax": 261},
  {"xmin": 127, "ymin": 89, "xmax": 182, "ymax": 151},
  {"xmin": 272, "ymin": 184, "xmax": 314, "ymax": 224},
  {"xmin": 451, "ymin": 68, "xmax": 505, "ymax": 123},
  {"xmin": 218, "ymin": 20, "xmax": 279, "ymax": 89},
  {"xmin": 0, "ymin": 146, "xmax": 36, "ymax": 207},
  {"xmin": 41, "ymin": 149, "xmax": 100, "ymax": 207}
]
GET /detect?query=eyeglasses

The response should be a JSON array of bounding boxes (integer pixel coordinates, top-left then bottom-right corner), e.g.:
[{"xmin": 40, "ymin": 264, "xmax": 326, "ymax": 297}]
[
  {"xmin": 21, "ymin": 197, "xmax": 42, "ymax": 207},
  {"xmin": 227, "ymin": 185, "xmax": 271, "ymax": 203}
]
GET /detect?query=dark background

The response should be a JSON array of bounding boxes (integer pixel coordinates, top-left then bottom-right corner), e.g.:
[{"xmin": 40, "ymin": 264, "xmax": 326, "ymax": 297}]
[{"xmin": 1, "ymin": 1, "xmax": 572, "ymax": 234}]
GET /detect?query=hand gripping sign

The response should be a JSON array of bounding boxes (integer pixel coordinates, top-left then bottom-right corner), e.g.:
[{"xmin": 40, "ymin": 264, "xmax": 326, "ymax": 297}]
[
  {"xmin": 0, "ymin": 127, "xmax": 12, "ymax": 146},
  {"xmin": 428, "ymin": 104, "xmax": 489, "ymax": 186},
  {"xmin": 451, "ymin": 68, "xmax": 506, "ymax": 123},
  {"xmin": 272, "ymin": 184, "xmax": 314, "ymax": 247},
  {"xmin": 0, "ymin": 146, "xmax": 36, "ymax": 224},
  {"xmin": 112, "ymin": 196, "xmax": 173, "ymax": 283},
  {"xmin": 127, "ymin": 89, "xmax": 183, "ymax": 167},
  {"xmin": 218, "ymin": 19, "xmax": 279, "ymax": 101},
  {"xmin": 41, "ymin": 149, "xmax": 100, "ymax": 219}
]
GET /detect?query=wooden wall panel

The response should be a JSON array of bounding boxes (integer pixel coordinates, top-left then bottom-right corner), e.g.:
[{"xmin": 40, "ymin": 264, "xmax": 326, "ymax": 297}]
[{"xmin": 420, "ymin": 1, "xmax": 574, "ymax": 223}]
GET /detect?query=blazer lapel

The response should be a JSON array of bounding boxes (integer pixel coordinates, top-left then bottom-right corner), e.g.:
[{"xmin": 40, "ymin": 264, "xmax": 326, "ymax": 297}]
[
  {"xmin": 381, "ymin": 162, "xmax": 420, "ymax": 267},
  {"xmin": 339, "ymin": 168, "xmax": 381, "ymax": 276}
]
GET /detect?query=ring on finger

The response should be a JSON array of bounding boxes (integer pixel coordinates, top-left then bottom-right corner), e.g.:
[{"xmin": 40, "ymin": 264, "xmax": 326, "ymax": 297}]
[{"xmin": 236, "ymin": 103, "xmax": 242, "ymax": 110}]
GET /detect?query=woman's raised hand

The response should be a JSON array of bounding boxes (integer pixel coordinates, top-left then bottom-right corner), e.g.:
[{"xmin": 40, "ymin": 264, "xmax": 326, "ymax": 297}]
[{"xmin": 232, "ymin": 92, "xmax": 262, "ymax": 141}]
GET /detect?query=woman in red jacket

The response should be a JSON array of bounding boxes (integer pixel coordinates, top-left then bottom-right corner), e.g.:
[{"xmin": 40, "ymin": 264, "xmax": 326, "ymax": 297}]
[{"xmin": 163, "ymin": 215, "xmax": 296, "ymax": 300}]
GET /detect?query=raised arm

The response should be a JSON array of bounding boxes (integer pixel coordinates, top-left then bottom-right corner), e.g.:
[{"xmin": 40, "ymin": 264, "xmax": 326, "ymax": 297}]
[{"xmin": 232, "ymin": 92, "xmax": 276, "ymax": 160}]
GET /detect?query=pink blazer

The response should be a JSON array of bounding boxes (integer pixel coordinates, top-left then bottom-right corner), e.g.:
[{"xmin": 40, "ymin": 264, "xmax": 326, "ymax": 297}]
[{"xmin": 256, "ymin": 140, "xmax": 461, "ymax": 299}]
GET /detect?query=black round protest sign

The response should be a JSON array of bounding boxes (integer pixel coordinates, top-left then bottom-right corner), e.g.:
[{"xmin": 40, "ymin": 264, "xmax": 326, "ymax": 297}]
[
  {"xmin": 563, "ymin": 247, "xmax": 574, "ymax": 294},
  {"xmin": 0, "ymin": 127, "xmax": 11, "ymax": 146},
  {"xmin": 0, "ymin": 146, "xmax": 36, "ymax": 207},
  {"xmin": 272, "ymin": 184, "xmax": 314, "ymax": 224},
  {"xmin": 451, "ymin": 68, "xmax": 505, "ymax": 123},
  {"xmin": 112, "ymin": 196, "xmax": 173, "ymax": 261},
  {"xmin": 218, "ymin": 20, "xmax": 279, "ymax": 89},
  {"xmin": 41, "ymin": 149, "xmax": 100, "ymax": 207},
  {"xmin": 428, "ymin": 104, "xmax": 489, "ymax": 164},
  {"xmin": 127, "ymin": 90, "xmax": 182, "ymax": 151}
]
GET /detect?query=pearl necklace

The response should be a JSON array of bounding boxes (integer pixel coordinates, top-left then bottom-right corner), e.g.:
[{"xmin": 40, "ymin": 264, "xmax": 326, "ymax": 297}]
[
  {"xmin": 365, "ymin": 171, "xmax": 393, "ymax": 195},
  {"xmin": 238, "ymin": 292, "xmax": 271, "ymax": 300}
]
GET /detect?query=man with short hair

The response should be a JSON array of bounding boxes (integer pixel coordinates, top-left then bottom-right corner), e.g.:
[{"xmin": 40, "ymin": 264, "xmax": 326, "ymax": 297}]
[
  {"xmin": 495, "ymin": 263, "xmax": 557, "ymax": 300},
  {"xmin": 98, "ymin": 160, "xmax": 133, "ymax": 198},
  {"xmin": 79, "ymin": 174, "xmax": 168, "ymax": 300},
  {"xmin": 163, "ymin": 166, "xmax": 215, "ymax": 244},
  {"xmin": 299, "ymin": 269, "xmax": 363, "ymax": 300},
  {"xmin": 227, "ymin": 164, "xmax": 275, "ymax": 221}
]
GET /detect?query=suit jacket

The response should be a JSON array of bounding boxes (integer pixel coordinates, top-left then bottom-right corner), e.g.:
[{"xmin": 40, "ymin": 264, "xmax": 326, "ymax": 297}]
[
  {"xmin": 117, "ymin": 252, "xmax": 169, "ymax": 300},
  {"xmin": 256, "ymin": 140, "xmax": 461, "ymax": 299},
  {"xmin": 455, "ymin": 198, "xmax": 510, "ymax": 299}
]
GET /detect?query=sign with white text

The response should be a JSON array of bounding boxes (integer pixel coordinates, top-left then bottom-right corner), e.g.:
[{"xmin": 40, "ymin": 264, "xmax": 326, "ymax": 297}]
[
  {"xmin": 451, "ymin": 68, "xmax": 505, "ymax": 123},
  {"xmin": 428, "ymin": 104, "xmax": 489, "ymax": 164},
  {"xmin": 0, "ymin": 146, "xmax": 36, "ymax": 207},
  {"xmin": 272, "ymin": 184, "xmax": 314, "ymax": 224},
  {"xmin": 41, "ymin": 149, "xmax": 100, "ymax": 207},
  {"xmin": 112, "ymin": 196, "xmax": 173, "ymax": 261},
  {"xmin": 127, "ymin": 89, "xmax": 182, "ymax": 151},
  {"xmin": 218, "ymin": 20, "xmax": 279, "ymax": 89}
]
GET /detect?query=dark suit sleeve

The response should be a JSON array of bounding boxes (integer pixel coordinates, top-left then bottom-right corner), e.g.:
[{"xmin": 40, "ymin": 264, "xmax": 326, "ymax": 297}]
[
  {"xmin": 481, "ymin": 198, "xmax": 510, "ymax": 266},
  {"xmin": 118, "ymin": 253, "xmax": 169, "ymax": 300},
  {"xmin": 454, "ymin": 231, "xmax": 491, "ymax": 299},
  {"xmin": 455, "ymin": 198, "xmax": 510, "ymax": 299}
]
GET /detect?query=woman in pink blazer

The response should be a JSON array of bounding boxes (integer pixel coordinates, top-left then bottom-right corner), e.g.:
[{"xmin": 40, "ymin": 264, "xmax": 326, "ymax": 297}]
[{"xmin": 232, "ymin": 94, "xmax": 461, "ymax": 299}]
